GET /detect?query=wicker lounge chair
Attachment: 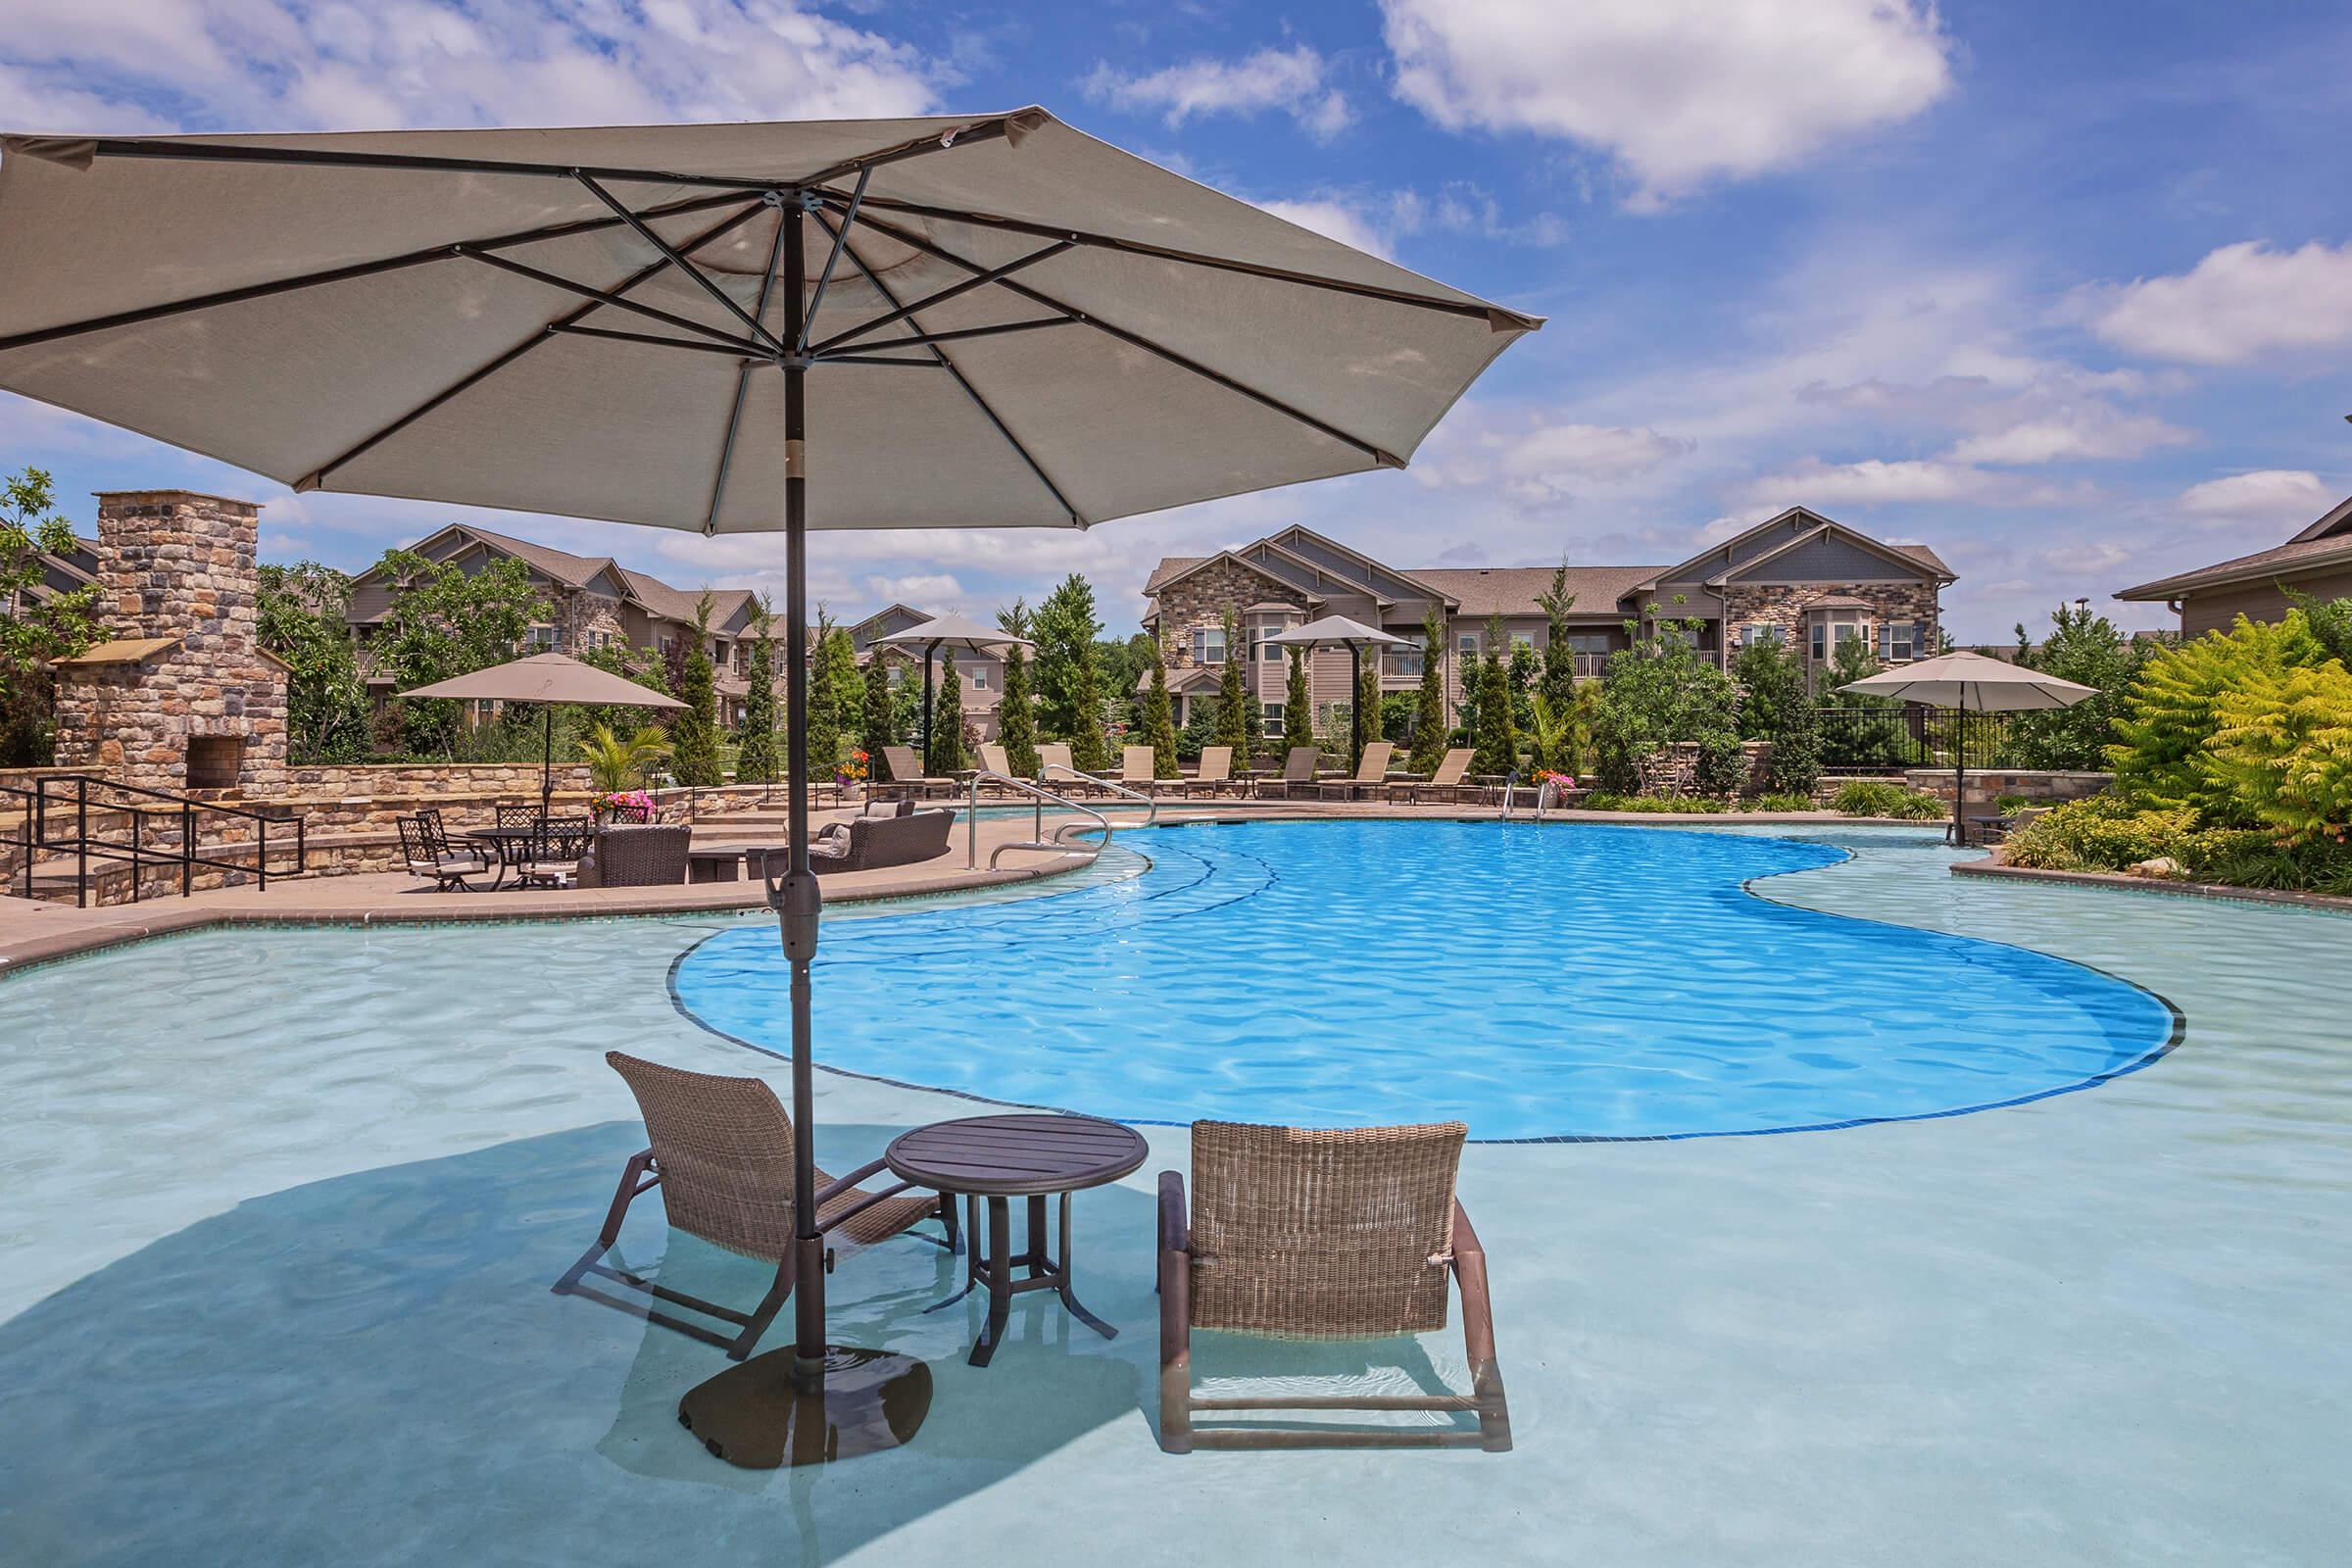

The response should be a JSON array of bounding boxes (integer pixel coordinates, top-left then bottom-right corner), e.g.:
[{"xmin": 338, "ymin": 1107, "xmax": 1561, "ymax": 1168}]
[
  {"xmin": 1317, "ymin": 740, "xmax": 1395, "ymax": 801},
  {"xmin": 577, "ymin": 822, "xmax": 691, "ymax": 887},
  {"xmin": 396, "ymin": 813, "xmax": 484, "ymax": 891},
  {"xmin": 1158, "ymin": 1120, "xmax": 1510, "ymax": 1452},
  {"xmin": 878, "ymin": 745, "xmax": 954, "ymax": 802},
  {"xmin": 1252, "ymin": 746, "xmax": 1321, "ymax": 800},
  {"xmin": 554, "ymin": 1052, "xmax": 952, "ymax": 1360},
  {"xmin": 1390, "ymin": 748, "xmax": 1474, "ymax": 805},
  {"xmin": 1181, "ymin": 745, "xmax": 1234, "ymax": 797}
]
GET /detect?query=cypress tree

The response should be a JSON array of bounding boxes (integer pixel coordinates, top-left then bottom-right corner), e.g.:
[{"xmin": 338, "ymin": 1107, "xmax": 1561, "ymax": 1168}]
[
  {"xmin": 996, "ymin": 600, "xmax": 1040, "ymax": 776},
  {"xmin": 1144, "ymin": 641, "xmax": 1180, "ymax": 777},
  {"xmin": 1068, "ymin": 640, "xmax": 1111, "ymax": 771},
  {"xmin": 1410, "ymin": 609, "xmax": 1447, "ymax": 774},
  {"xmin": 669, "ymin": 593, "xmax": 723, "ymax": 787},
  {"xmin": 861, "ymin": 656, "xmax": 895, "ymax": 764},
  {"xmin": 1283, "ymin": 646, "xmax": 1314, "ymax": 754},
  {"xmin": 932, "ymin": 648, "xmax": 968, "ymax": 773},
  {"xmin": 807, "ymin": 608, "xmax": 839, "ymax": 778},
  {"xmin": 1470, "ymin": 615, "xmax": 1517, "ymax": 777},
  {"xmin": 1215, "ymin": 610, "xmax": 1253, "ymax": 763},
  {"xmin": 1356, "ymin": 656, "xmax": 1382, "ymax": 766},
  {"xmin": 736, "ymin": 595, "xmax": 778, "ymax": 784}
]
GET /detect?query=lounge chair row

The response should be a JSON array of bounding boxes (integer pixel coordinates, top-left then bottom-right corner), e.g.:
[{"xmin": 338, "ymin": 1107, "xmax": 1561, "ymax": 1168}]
[
  {"xmin": 557, "ymin": 1053, "xmax": 1511, "ymax": 1453},
  {"xmin": 877, "ymin": 742, "xmax": 1490, "ymax": 805}
]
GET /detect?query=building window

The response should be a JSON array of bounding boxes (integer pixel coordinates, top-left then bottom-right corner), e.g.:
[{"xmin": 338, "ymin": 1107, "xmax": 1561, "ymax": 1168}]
[
  {"xmin": 1566, "ymin": 632, "xmax": 1612, "ymax": 655},
  {"xmin": 1260, "ymin": 701, "xmax": 1283, "ymax": 734},
  {"xmin": 1881, "ymin": 621, "xmax": 1919, "ymax": 662},
  {"xmin": 1190, "ymin": 624, "xmax": 1226, "ymax": 664},
  {"xmin": 1259, "ymin": 626, "xmax": 1284, "ymax": 662},
  {"xmin": 1742, "ymin": 623, "xmax": 1784, "ymax": 650},
  {"xmin": 526, "ymin": 624, "xmax": 561, "ymax": 653},
  {"xmin": 1457, "ymin": 631, "xmax": 1480, "ymax": 660},
  {"xmin": 969, "ymin": 667, "xmax": 988, "ymax": 690},
  {"xmin": 1510, "ymin": 631, "xmax": 1535, "ymax": 653}
]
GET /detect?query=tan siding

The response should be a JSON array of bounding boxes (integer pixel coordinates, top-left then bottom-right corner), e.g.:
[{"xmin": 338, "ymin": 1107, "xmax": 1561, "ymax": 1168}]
[{"xmin": 2180, "ymin": 567, "xmax": 2352, "ymax": 638}]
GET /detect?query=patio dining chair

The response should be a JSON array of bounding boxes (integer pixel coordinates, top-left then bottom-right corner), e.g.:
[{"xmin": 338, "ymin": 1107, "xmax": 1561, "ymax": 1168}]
[
  {"xmin": 1252, "ymin": 746, "xmax": 1321, "ymax": 801},
  {"xmin": 1158, "ymin": 1119, "xmax": 1510, "ymax": 1452},
  {"xmin": 1317, "ymin": 740, "xmax": 1395, "ymax": 801},
  {"xmin": 396, "ymin": 813, "xmax": 483, "ymax": 891},
  {"xmin": 554, "ymin": 1053, "xmax": 954, "ymax": 1360},
  {"xmin": 416, "ymin": 805, "xmax": 490, "ymax": 870},
  {"xmin": 515, "ymin": 812, "xmax": 590, "ymax": 888}
]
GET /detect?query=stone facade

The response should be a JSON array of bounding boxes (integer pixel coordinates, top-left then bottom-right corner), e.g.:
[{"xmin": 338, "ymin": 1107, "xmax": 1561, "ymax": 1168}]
[
  {"xmin": 1718, "ymin": 580, "xmax": 1941, "ymax": 684},
  {"xmin": 52, "ymin": 491, "xmax": 289, "ymax": 795}
]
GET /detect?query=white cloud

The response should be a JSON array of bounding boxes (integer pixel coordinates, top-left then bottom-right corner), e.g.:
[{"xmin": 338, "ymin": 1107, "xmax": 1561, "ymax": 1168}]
[
  {"xmin": 1497, "ymin": 423, "xmax": 1692, "ymax": 491},
  {"xmin": 1381, "ymin": 0, "xmax": 1952, "ymax": 206},
  {"xmin": 1944, "ymin": 409, "xmax": 2192, "ymax": 466},
  {"xmin": 2088, "ymin": 240, "xmax": 2352, "ymax": 366},
  {"xmin": 863, "ymin": 572, "xmax": 964, "ymax": 610},
  {"xmin": 1407, "ymin": 409, "xmax": 1694, "ymax": 507},
  {"xmin": 2176, "ymin": 469, "xmax": 2334, "ymax": 526},
  {"xmin": 1259, "ymin": 199, "xmax": 1395, "ymax": 260},
  {"xmin": 1746, "ymin": 458, "xmax": 1998, "ymax": 508},
  {"xmin": 1081, "ymin": 45, "xmax": 1350, "ymax": 141},
  {"xmin": 0, "ymin": 0, "xmax": 935, "ymax": 133}
]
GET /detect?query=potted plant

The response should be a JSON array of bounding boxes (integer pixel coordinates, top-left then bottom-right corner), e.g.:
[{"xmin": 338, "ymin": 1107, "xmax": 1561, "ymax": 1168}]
[{"xmin": 838, "ymin": 748, "xmax": 869, "ymax": 804}]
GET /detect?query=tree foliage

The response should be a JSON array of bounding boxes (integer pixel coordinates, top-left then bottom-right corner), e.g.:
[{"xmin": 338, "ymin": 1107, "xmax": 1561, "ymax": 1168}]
[
  {"xmin": 1283, "ymin": 645, "xmax": 1313, "ymax": 754},
  {"xmin": 996, "ymin": 599, "xmax": 1039, "ymax": 777},
  {"xmin": 1409, "ymin": 609, "xmax": 1447, "ymax": 774},
  {"xmin": 1534, "ymin": 561, "xmax": 1580, "ymax": 720},
  {"xmin": 579, "ymin": 720, "xmax": 670, "ymax": 793},
  {"xmin": 736, "ymin": 595, "xmax": 778, "ymax": 784},
  {"xmin": 370, "ymin": 544, "xmax": 543, "ymax": 755},
  {"xmin": 1354, "ymin": 655, "xmax": 1382, "ymax": 768},
  {"xmin": 2203, "ymin": 662, "xmax": 2352, "ymax": 845},
  {"xmin": 861, "ymin": 656, "xmax": 896, "ymax": 760},
  {"xmin": 932, "ymin": 647, "xmax": 969, "ymax": 774},
  {"xmin": 1032, "ymin": 572, "xmax": 1105, "ymax": 759},
  {"xmin": 1999, "ymin": 603, "xmax": 2149, "ymax": 769},
  {"xmin": 1734, "ymin": 637, "xmax": 1819, "ymax": 797},
  {"xmin": 806, "ymin": 606, "xmax": 840, "ymax": 778},
  {"xmin": 668, "ymin": 594, "xmax": 723, "ymax": 787},
  {"xmin": 2110, "ymin": 611, "xmax": 2328, "ymax": 821},
  {"xmin": 1215, "ymin": 611, "xmax": 1254, "ymax": 762},
  {"xmin": 1469, "ymin": 615, "xmax": 1518, "ymax": 777},
  {"xmin": 0, "ymin": 469, "xmax": 102, "ymax": 763},
  {"xmin": 1143, "ymin": 641, "xmax": 1180, "ymax": 777},
  {"xmin": 256, "ymin": 560, "xmax": 370, "ymax": 763},
  {"xmin": 1590, "ymin": 608, "xmax": 1738, "ymax": 796}
]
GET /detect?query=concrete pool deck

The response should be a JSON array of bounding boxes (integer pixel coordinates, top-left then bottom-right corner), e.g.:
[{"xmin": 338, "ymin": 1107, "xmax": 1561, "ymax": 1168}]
[{"xmin": 0, "ymin": 821, "xmax": 2346, "ymax": 1565}]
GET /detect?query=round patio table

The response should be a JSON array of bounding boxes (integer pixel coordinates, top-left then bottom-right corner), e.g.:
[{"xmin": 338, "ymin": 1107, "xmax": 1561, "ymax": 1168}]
[
  {"xmin": 885, "ymin": 1114, "xmax": 1148, "ymax": 1367},
  {"xmin": 463, "ymin": 821, "xmax": 592, "ymax": 890}
]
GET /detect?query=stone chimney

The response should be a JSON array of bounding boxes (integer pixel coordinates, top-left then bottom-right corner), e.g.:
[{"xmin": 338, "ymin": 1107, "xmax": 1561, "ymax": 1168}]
[{"xmin": 52, "ymin": 490, "xmax": 287, "ymax": 795}]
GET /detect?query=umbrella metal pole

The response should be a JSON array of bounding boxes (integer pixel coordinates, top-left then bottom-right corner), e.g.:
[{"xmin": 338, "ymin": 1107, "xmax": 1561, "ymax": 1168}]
[
  {"xmin": 922, "ymin": 638, "xmax": 938, "ymax": 776},
  {"xmin": 541, "ymin": 707, "xmax": 554, "ymax": 817},
  {"xmin": 1349, "ymin": 644, "xmax": 1364, "ymax": 770}
]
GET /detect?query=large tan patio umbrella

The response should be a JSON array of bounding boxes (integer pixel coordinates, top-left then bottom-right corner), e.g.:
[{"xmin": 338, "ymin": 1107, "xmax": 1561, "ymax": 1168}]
[
  {"xmin": 1267, "ymin": 613, "xmax": 1411, "ymax": 769},
  {"xmin": 398, "ymin": 652, "xmax": 685, "ymax": 814},
  {"xmin": 1838, "ymin": 650, "xmax": 2097, "ymax": 843},
  {"xmin": 0, "ymin": 109, "xmax": 1538, "ymax": 1460},
  {"xmin": 871, "ymin": 612, "xmax": 1031, "ymax": 775}
]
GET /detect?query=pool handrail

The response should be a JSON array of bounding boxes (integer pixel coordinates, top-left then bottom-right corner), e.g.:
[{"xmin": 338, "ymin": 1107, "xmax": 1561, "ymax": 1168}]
[
  {"xmin": 1040, "ymin": 761, "xmax": 1161, "ymax": 829},
  {"xmin": 966, "ymin": 770, "xmax": 1117, "ymax": 869}
]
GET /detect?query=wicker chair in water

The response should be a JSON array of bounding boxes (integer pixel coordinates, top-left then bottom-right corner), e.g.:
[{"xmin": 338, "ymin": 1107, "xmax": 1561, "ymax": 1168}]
[
  {"xmin": 1158, "ymin": 1120, "xmax": 1511, "ymax": 1452},
  {"xmin": 553, "ymin": 1053, "xmax": 953, "ymax": 1360}
]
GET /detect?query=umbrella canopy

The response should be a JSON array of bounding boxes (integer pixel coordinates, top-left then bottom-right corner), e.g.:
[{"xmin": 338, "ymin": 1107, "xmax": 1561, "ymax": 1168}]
[
  {"xmin": 398, "ymin": 651, "xmax": 688, "ymax": 708},
  {"xmin": 399, "ymin": 652, "xmax": 683, "ymax": 813},
  {"xmin": 1839, "ymin": 650, "xmax": 2098, "ymax": 845},
  {"xmin": 0, "ymin": 109, "xmax": 1536, "ymax": 1458},
  {"xmin": 874, "ymin": 615, "xmax": 1034, "ymax": 775},
  {"xmin": 1837, "ymin": 649, "xmax": 2098, "ymax": 711},
  {"xmin": 1267, "ymin": 615, "xmax": 1411, "ymax": 766}
]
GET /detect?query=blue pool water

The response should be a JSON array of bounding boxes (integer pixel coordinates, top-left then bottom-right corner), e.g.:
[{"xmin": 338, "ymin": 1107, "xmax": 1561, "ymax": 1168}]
[{"xmin": 673, "ymin": 820, "xmax": 2178, "ymax": 1139}]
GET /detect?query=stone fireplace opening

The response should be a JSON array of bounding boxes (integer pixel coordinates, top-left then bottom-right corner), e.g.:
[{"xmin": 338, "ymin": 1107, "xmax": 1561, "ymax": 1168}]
[{"xmin": 186, "ymin": 735, "xmax": 246, "ymax": 791}]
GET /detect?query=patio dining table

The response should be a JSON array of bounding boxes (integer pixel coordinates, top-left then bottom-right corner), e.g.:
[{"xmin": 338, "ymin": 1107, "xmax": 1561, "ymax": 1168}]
[{"xmin": 462, "ymin": 819, "xmax": 593, "ymax": 891}]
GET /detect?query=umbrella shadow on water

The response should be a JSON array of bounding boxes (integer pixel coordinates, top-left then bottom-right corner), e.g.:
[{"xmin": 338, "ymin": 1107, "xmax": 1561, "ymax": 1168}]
[{"xmin": 0, "ymin": 1120, "xmax": 1155, "ymax": 1566}]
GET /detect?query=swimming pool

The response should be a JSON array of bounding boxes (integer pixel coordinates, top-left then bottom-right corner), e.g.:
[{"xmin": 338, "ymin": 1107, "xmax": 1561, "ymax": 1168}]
[{"xmin": 672, "ymin": 820, "xmax": 2178, "ymax": 1140}]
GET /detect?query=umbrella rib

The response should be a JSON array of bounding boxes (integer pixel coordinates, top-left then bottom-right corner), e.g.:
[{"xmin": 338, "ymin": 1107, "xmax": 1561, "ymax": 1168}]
[
  {"xmin": 801, "ymin": 170, "xmax": 868, "ymax": 350},
  {"xmin": 789, "ymin": 110, "xmax": 1041, "ymax": 188},
  {"xmin": 821, "ymin": 318, "xmax": 1074, "ymax": 357},
  {"xmin": 296, "ymin": 200, "xmax": 768, "ymax": 492},
  {"xmin": 576, "ymin": 172, "xmax": 786, "ymax": 353},
  {"xmin": 548, "ymin": 323, "xmax": 764, "ymax": 357},
  {"xmin": 705, "ymin": 206, "xmax": 796, "ymax": 533},
  {"xmin": 43, "ymin": 136, "xmax": 782, "ymax": 191},
  {"xmin": 459, "ymin": 247, "xmax": 771, "ymax": 351},
  {"xmin": 0, "ymin": 190, "xmax": 756, "ymax": 357},
  {"xmin": 810, "ymin": 207, "xmax": 1085, "ymax": 525},
  {"xmin": 841, "ymin": 204, "xmax": 1405, "ymax": 469},
  {"xmin": 823, "ymin": 193, "xmax": 1541, "ymax": 330},
  {"xmin": 807, "ymin": 240, "xmax": 1074, "ymax": 355}
]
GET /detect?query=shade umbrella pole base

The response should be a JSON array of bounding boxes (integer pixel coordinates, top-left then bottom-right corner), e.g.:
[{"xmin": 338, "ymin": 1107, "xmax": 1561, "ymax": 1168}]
[{"xmin": 677, "ymin": 1345, "xmax": 934, "ymax": 1470}]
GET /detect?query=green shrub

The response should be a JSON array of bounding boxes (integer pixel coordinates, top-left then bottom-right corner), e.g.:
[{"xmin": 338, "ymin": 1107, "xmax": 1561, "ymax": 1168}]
[
  {"xmin": 1830, "ymin": 780, "xmax": 1947, "ymax": 819},
  {"xmin": 1751, "ymin": 792, "xmax": 1818, "ymax": 812},
  {"xmin": 1581, "ymin": 792, "xmax": 1729, "ymax": 813},
  {"xmin": 2002, "ymin": 795, "xmax": 2194, "ymax": 871},
  {"xmin": 2203, "ymin": 662, "xmax": 2352, "ymax": 846},
  {"xmin": 2109, "ymin": 612, "xmax": 2327, "ymax": 820}
]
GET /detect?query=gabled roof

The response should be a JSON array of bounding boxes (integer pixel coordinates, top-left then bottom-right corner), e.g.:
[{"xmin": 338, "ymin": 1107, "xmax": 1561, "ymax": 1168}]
[
  {"xmin": 1141, "ymin": 549, "xmax": 1322, "ymax": 606},
  {"xmin": 433, "ymin": 523, "xmax": 617, "ymax": 591},
  {"xmin": 1406, "ymin": 564, "xmax": 1660, "ymax": 619},
  {"xmin": 1702, "ymin": 518, "xmax": 1955, "ymax": 587},
  {"xmin": 1262, "ymin": 524, "xmax": 1458, "ymax": 607},
  {"xmin": 614, "ymin": 566, "xmax": 751, "ymax": 630},
  {"xmin": 1642, "ymin": 507, "xmax": 1954, "ymax": 591},
  {"xmin": 2287, "ymin": 492, "xmax": 2352, "ymax": 545},
  {"xmin": 2118, "ymin": 531, "xmax": 2352, "ymax": 601}
]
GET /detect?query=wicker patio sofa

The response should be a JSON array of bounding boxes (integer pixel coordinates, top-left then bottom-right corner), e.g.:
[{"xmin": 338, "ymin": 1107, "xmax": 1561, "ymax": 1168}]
[
  {"xmin": 806, "ymin": 806, "xmax": 955, "ymax": 873},
  {"xmin": 576, "ymin": 823, "xmax": 692, "ymax": 888}
]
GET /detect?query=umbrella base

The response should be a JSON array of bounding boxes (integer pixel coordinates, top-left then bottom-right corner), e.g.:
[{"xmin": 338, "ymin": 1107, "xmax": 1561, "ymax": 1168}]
[{"xmin": 677, "ymin": 1345, "xmax": 931, "ymax": 1468}]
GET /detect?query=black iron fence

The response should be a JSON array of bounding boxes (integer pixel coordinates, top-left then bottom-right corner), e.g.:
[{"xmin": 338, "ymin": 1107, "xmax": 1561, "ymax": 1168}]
[{"xmin": 1815, "ymin": 705, "xmax": 2011, "ymax": 776}]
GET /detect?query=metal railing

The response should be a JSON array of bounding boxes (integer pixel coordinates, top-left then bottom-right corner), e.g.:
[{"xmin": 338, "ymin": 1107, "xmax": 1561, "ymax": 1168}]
[
  {"xmin": 6, "ymin": 774, "xmax": 306, "ymax": 907},
  {"xmin": 1040, "ymin": 762, "xmax": 1161, "ymax": 829},
  {"xmin": 1533, "ymin": 774, "xmax": 1561, "ymax": 822},
  {"xmin": 966, "ymin": 770, "xmax": 1117, "ymax": 868},
  {"xmin": 1816, "ymin": 705, "xmax": 2010, "ymax": 776}
]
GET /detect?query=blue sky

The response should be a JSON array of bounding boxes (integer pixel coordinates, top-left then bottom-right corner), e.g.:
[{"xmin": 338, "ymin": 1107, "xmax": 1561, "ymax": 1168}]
[{"xmin": 5, "ymin": 0, "xmax": 2351, "ymax": 639}]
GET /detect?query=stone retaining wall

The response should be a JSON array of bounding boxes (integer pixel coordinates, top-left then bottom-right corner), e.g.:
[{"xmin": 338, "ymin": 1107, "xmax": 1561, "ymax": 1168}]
[{"xmin": 1904, "ymin": 768, "xmax": 2111, "ymax": 804}]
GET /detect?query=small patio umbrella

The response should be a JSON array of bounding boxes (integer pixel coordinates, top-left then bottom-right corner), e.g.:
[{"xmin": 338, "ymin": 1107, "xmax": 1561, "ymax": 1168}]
[
  {"xmin": 1266, "ymin": 614, "xmax": 1411, "ymax": 768},
  {"xmin": 872, "ymin": 613, "xmax": 1031, "ymax": 775},
  {"xmin": 398, "ymin": 652, "xmax": 685, "ymax": 814},
  {"xmin": 1838, "ymin": 650, "xmax": 2097, "ymax": 843},
  {"xmin": 0, "ymin": 108, "xmax": 1537, "ymax": 1463}
]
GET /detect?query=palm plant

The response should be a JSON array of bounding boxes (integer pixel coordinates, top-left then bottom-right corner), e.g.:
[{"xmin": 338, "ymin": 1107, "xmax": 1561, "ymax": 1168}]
[{"xmin": 580, "ymin": 721, "xmax": 671, "ymax": 792}]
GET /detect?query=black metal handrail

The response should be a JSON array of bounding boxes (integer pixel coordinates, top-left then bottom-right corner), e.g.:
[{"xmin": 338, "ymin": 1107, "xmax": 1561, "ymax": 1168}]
[{"xmin": 5, "ymin": 774, "xmax": 306, "ymax": 907}]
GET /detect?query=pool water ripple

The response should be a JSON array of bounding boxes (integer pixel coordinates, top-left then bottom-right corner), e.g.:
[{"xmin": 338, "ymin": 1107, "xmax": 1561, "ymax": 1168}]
[{"xmin": 672, "ymin": 820, "xmax": 2179, "ymax": 1139}]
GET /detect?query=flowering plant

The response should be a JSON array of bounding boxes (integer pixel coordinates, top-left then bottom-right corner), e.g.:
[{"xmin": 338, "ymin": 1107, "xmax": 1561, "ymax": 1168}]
[
  {"xmin": 1534, "ymin": 769, "xmax": 1579, "ymax": 791},
  {"xmin": 591, "ymin": 788, "xmax": 656, "ymax": 823},
  {"xmin": 837, "ymin": 749, "xmax": 869, "ymax": 784}
]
